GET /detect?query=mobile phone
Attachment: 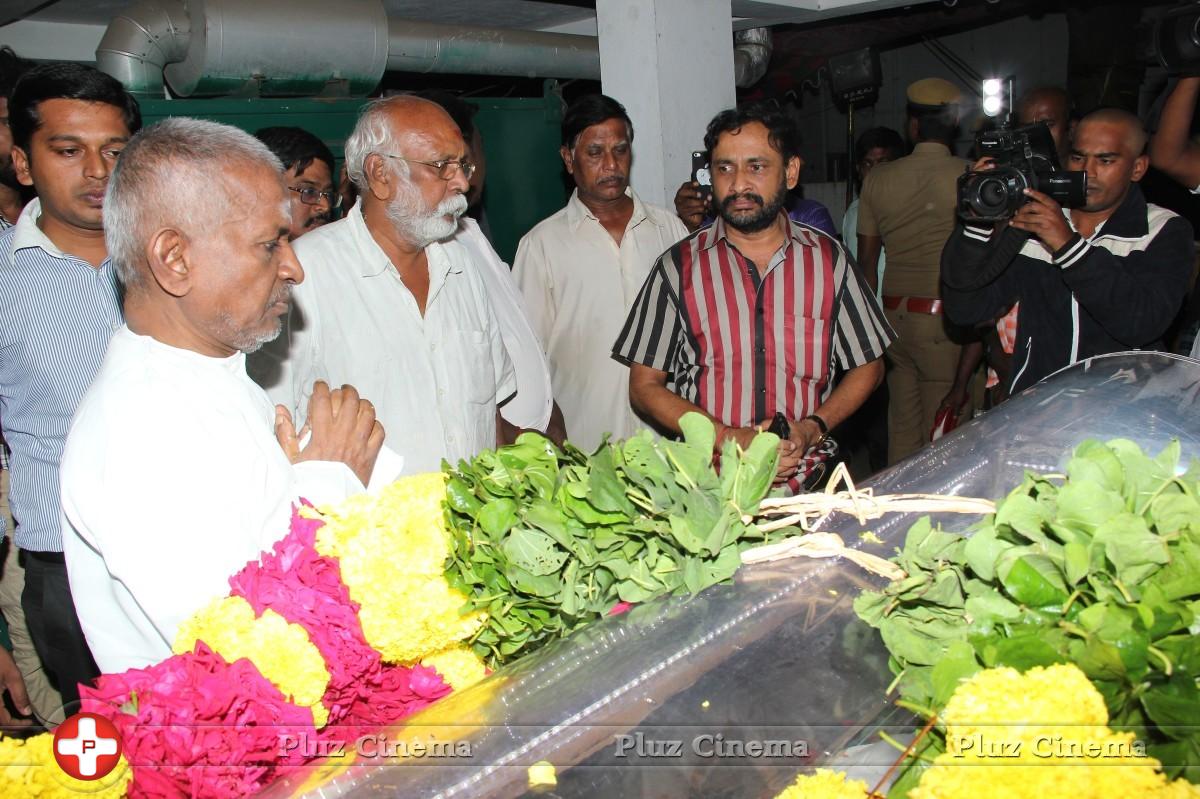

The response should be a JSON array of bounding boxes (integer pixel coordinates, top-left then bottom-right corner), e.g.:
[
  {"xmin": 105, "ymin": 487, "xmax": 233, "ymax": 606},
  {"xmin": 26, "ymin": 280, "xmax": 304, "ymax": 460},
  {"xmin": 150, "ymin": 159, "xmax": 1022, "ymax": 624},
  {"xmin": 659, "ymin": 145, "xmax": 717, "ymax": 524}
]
[
  {"xmin": 766, "ymin": 412, "xmax": 790, "ymax": 439},
  {"xmin": 691, "ymin": 150, "xmax": 712, "ymax": 201}
]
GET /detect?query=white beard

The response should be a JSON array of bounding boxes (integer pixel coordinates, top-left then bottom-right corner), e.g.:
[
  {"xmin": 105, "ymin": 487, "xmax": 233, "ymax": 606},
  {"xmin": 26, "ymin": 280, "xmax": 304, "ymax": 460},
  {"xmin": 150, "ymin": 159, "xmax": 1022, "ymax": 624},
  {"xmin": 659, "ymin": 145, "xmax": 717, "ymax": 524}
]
[{"xmin": 386, "ymin": 185, "xmax": 468, "ymax": 248}]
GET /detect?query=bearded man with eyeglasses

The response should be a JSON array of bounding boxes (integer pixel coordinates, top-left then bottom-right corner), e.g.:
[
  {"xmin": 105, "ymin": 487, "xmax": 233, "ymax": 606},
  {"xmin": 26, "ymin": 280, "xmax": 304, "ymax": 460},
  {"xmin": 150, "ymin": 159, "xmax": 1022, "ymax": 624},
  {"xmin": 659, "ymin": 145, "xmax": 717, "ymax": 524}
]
[{"xmin": 250, "ymin": 95, "xmax": 514, "ymax": 474}]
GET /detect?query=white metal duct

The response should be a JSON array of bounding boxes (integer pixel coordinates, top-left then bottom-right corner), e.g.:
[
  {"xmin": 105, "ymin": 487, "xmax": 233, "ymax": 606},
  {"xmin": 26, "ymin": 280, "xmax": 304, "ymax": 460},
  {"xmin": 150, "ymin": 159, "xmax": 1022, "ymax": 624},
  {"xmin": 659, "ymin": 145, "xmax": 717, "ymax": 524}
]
[
  {"xmin": 733, "ymin": 27, "xmax": 773, "ymax": 88},
  {"xmin": 166, "ymin": 0, "xmax": 389, "ymax": 97},
  {"xmin": 94, "ymin": 0, "xmax": 190, "ymax": 97},
  {"xmin": 386, "ymin": 17, "xmax": 599, "ymax": 80},
  {"xmin": 95, "ymin": 1, "xmax": 772, "ymax": 97}
]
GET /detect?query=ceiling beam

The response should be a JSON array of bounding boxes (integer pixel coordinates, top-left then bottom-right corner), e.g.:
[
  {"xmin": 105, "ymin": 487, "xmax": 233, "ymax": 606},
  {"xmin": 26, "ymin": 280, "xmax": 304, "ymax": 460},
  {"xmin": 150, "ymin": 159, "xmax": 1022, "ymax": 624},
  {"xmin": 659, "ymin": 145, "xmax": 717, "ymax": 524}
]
[{"xmin": 731, "ymin": 0, "xmax": 939, "ymax": 29}]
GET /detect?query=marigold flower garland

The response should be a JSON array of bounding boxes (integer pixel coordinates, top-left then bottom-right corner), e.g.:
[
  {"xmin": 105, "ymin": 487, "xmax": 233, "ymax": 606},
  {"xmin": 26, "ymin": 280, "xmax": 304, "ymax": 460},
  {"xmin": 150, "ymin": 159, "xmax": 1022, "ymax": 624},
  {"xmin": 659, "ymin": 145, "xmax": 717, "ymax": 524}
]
[
  {"xmin": 0, "ymin": 474, "xmax": 489, "ymax": 799},
  {"xmin": 773, "ymin": 664, "xmax": 1200, "ymax": 799},
  {"xmin": 0, "ymin": 729, "xmax": 131, "ymax": 798},
  {"xmin": 312, "ymin": 472, "xmax": 486, "ymax": 664},
  {"xmin": 910, "ymin": 664, "xmax": 1200, "ymax": 799}
]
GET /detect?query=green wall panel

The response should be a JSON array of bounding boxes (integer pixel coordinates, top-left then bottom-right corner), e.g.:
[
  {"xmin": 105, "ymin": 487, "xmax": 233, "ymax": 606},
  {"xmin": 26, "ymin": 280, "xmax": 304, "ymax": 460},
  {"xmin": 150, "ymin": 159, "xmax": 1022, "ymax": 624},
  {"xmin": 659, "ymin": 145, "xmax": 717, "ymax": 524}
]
[
  {"xmin": 470, "ymin": 88, "xmax": 568, "ymax": 265},
  {"xmin": 138, "ymin": 88, "xmax": 566, "ymax": 264}
]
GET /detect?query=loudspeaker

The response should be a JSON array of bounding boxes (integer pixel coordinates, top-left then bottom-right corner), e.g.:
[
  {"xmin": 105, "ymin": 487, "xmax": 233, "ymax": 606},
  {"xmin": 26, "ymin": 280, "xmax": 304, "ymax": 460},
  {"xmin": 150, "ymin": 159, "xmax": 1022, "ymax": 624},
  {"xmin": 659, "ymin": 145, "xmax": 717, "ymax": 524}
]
[{"xmin": 829, "ymin": 48, "xmax": 882, "ymax": 105}]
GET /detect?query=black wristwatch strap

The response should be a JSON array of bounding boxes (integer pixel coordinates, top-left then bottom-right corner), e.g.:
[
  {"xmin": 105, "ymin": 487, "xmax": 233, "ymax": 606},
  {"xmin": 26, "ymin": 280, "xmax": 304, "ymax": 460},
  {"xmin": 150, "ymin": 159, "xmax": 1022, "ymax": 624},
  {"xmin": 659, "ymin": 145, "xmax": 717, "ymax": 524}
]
[{"xmin": 803, "ymin": 414, "xmax": 829, "ymax": 436}]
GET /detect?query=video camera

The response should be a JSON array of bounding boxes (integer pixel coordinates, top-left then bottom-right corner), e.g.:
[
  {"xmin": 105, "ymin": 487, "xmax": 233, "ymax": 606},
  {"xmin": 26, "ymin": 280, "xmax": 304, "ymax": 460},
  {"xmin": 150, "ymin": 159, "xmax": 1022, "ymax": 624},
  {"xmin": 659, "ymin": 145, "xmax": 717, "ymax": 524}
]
[
  {"xmin": 956, "ymin": 121, "xmax": 1087, "ymax": 222},
  {"xmin": 1143, "ymin": 1, "xmax": 1200, "ymax": 72}
]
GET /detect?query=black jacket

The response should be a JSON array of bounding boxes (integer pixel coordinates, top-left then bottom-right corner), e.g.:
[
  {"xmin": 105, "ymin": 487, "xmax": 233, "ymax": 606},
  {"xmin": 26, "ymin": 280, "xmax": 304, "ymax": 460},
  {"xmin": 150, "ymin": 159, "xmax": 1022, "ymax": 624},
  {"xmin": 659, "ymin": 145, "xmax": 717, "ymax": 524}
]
[{"xmin": 941, "ymin": 185, "xmax": 1195, "ymax": 394}]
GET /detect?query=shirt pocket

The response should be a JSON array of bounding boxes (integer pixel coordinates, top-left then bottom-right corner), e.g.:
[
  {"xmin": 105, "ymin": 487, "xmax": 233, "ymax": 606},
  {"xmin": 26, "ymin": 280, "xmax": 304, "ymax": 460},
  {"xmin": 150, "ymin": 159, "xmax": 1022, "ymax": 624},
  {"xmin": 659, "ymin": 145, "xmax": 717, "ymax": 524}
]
[
  {"xmin": 781, "ymin": 315, "xmax": 831, "ymax": 386},
  {"xmin": 449, "ymin": 329, "xmax": 496, "ymax": 405}
]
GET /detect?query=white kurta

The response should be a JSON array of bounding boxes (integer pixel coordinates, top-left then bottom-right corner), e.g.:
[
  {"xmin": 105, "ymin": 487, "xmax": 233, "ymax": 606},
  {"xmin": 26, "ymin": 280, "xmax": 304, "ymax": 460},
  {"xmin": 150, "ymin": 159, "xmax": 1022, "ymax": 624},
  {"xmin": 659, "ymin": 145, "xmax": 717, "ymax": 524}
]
[
  {"xmin": 253, "ymin": 203, "xmax": 516, "ymax": 475},
  {"xmin": 513, "ymin": 189, "xmax": 688, "ymax": 451},
  {"xmin": 455, "ymin": 218, "xmax": 553, "ymax": 432},
  {"xmin": 61, "ymin": 326, "xmax": 385, "ymax": 673}
]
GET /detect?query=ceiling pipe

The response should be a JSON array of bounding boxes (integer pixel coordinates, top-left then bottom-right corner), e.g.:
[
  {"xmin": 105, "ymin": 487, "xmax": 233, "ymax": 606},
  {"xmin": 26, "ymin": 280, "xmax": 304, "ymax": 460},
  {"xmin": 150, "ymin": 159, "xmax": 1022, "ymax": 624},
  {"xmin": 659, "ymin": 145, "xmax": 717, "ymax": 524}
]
[
  {"xmin": 733, "ymin": 27, "xmax": 773, "ymax": 88},
  {"xmin": 386, "ymin": 18, "xmax": 599, "ymax": 80},
  {"xmin": 94, "ymin": 0, "xmax": 190, "ymax": 97},
  {"xmin": 95, "ymin": 0, "xmax": 770, "ymax": 97},
  {"xmin": 164, "ymin": 0, "xmax": 388, "ymax": 98}
]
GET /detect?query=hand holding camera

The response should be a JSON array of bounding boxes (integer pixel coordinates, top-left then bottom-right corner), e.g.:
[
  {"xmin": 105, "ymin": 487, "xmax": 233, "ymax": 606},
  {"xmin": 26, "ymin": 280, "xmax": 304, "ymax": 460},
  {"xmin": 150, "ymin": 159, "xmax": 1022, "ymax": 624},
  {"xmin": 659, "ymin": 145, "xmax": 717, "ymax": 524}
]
[
  {"xmin": 957, "ymin": 122, "xmax": 1086, "ymax": 223},
  {"xmin": 1008, "ymin": 189, "xmax": 1075, "ymax": 253}
]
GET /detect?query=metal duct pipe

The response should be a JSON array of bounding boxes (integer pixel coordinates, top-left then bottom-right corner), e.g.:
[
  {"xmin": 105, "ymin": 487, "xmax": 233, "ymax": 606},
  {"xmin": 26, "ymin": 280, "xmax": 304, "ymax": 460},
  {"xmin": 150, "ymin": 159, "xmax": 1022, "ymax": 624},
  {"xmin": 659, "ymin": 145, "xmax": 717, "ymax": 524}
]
[
  {"xmin": 97, "ymin": 0, "xmax": 388, "ymax": 98},
  {"xmin": 386, "ymin": 18, "xmax": 600, "ymax": 79},
  {"xmin": 94, "ymin": 0, "xmax": 190, "ymax": 97},
  {"xmin": 166, "ymin": 0, "xmax": 388, "ymax": 97},
  {"xmin": 733, "ymin": 27, "xmax": 773, "ymax": 88},
  {"xmin": 96, "ymin": 2, "xmax": 767, "ymax": 96}
]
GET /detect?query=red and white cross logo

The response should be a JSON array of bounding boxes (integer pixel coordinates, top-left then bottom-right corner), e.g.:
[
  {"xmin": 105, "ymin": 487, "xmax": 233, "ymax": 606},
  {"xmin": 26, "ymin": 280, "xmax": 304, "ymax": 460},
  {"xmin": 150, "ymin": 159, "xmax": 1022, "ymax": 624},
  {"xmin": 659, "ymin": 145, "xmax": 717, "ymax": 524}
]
[{"xmin": 52, "ymin": 712, "xmax": 122, "ymax": 780}]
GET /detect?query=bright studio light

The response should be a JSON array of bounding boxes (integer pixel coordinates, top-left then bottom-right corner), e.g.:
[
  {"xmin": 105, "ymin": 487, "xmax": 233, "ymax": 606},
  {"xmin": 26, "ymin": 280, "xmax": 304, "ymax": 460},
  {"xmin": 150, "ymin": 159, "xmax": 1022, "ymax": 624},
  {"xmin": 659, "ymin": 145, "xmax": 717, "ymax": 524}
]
[{"xmin": 982, "ymin": 77, "xmax": 1005, "ymax": 117}]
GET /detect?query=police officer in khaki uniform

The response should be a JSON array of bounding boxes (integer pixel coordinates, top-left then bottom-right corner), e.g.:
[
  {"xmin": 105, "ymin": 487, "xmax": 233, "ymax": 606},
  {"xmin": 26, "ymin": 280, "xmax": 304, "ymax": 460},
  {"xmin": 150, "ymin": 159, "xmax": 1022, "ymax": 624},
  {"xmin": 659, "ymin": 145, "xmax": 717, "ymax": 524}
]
[{"xmin": 857, "ymin": 77, "xmax": 970, "ymax": 464}]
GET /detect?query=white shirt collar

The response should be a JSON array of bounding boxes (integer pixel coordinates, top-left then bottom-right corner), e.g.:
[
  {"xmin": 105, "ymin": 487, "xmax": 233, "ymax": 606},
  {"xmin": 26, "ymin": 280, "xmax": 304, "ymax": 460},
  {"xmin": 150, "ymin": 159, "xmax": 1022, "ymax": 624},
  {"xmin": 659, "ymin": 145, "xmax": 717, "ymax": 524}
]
[
  {"xmin": 10, "ymin": 198, "xmax": 69, "ymax": 259},
  {"xmin": 564, "ymin": 187, "xmax": 658, "ymax": 232},
  {"xmin": 345, "ymin": 199, "xmax": 460, "ymax": 284},
  {"xmin": 119, "ymin": 325, "xmax": 248, "ymax": 375}
]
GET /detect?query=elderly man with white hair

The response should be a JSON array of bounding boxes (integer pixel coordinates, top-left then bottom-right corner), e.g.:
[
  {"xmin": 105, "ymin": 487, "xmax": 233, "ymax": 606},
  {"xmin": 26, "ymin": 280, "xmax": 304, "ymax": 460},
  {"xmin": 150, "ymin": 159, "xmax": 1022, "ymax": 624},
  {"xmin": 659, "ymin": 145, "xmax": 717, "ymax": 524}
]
[
  {"xmin": 60, "ymin": 118, "xmax": 396, "ymax": 673},
  {"xmin": 255, "ymin": 95, "xmax": 514, "ymax": 473}
]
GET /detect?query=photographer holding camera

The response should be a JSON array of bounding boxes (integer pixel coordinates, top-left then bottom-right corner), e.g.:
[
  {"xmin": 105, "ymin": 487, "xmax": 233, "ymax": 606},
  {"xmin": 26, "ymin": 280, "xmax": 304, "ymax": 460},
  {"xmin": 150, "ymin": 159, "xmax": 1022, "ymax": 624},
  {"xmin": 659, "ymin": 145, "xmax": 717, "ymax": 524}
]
[{"xmin": 941, "ymin": 109, "xmax": 1195, "ymax": 394}]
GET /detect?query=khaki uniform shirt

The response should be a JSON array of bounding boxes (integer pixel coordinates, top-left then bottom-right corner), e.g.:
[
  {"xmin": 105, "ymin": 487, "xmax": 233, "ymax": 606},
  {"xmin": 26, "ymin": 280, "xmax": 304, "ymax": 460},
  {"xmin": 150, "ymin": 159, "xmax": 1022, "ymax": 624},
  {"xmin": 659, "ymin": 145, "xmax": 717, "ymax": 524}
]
[{"xmin": 857, "ymin": 142, "xmax": 966, "ymax": 298}]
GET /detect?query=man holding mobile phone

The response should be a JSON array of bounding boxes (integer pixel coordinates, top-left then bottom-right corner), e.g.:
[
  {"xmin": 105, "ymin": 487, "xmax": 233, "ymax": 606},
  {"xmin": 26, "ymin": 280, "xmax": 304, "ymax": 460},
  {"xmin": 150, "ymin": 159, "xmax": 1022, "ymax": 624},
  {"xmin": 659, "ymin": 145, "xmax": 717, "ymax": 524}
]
[{"xmin": 676, "ymin": 144, "xmax": 838, "ymax": 237}]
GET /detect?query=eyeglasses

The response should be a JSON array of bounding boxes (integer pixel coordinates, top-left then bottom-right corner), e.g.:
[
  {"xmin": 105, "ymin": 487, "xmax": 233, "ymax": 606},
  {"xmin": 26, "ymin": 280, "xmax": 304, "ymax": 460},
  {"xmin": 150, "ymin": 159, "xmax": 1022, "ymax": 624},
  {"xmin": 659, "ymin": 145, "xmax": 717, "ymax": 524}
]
[
  {"xmin": 379, "ymin": 154, "xmax": 476, "ymax": 181},
  {"xmin": 289, "ymin": 186, "xmax": 342, "ymax": 208}
]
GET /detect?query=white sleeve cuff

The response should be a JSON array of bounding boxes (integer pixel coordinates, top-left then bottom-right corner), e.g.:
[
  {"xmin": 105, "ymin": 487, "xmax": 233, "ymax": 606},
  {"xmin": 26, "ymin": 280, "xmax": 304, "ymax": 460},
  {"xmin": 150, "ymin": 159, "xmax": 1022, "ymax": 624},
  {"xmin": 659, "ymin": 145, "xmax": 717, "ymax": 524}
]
[
  {"xmin": 293, "ymin": 460, "xmax": 365, "ymax": 508},
  {"xmin": 367, "ymin": 445, "xmax": 405, "ymax": 492},
  {"xmin": 963, "ymin": 223, "xmax": 994, "ymax": 243},
  {"xmin": 1053, "ymin": 236, "xmax": 1090, "ymax": 269}
]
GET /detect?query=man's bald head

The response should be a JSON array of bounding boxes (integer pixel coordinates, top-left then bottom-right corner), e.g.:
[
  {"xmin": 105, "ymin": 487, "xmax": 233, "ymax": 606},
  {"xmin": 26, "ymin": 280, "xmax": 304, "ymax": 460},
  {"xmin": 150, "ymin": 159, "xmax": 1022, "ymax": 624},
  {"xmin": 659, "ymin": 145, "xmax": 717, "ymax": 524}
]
[
  {"xmin": 1068, "ymin": 107, "xmax": 1150, "ymax": 215},
  {"xmin": 1017, "ymin": 87, "xmax": 1072, "ymax": 162},
  {"xmin": 1076, "ymin": 108, "xmax": 1148, "ymax": 157},
  {"xmin": 343, "ymin": 95, "xmax": 462, "ymax": 190}
]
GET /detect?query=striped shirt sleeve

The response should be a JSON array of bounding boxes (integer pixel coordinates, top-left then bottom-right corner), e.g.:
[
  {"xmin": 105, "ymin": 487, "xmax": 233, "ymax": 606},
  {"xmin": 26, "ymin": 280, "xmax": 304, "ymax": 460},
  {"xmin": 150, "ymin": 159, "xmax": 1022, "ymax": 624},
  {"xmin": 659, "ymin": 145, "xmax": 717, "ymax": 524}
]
[
  {"xmin": 612, "ymin": 251, "xmax": 683, "ymax": 374},
  {"xmin": 831, "ymin": 248, "xmax": 896, "ymax": 369}
]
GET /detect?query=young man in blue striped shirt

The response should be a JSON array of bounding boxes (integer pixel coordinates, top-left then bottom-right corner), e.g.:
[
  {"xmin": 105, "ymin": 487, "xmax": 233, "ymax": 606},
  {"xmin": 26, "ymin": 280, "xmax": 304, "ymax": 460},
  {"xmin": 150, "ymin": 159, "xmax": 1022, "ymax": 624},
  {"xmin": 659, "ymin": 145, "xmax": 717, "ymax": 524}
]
[{"xmin": 0, "ymin": 62, "xmax": 140, "ymax": 718}]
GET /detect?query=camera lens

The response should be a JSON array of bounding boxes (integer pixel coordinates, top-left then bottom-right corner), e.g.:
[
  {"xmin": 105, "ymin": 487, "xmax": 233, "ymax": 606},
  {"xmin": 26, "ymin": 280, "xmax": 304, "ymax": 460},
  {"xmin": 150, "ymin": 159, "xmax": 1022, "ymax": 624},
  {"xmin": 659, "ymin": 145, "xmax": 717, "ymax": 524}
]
[
  {"xmin": 968, "ymin": 175, "xmax": 1012, "ymax": 218},
  {"xmin": 979, "ymin": 178, "xmax": 1006, "ymax": 207}
]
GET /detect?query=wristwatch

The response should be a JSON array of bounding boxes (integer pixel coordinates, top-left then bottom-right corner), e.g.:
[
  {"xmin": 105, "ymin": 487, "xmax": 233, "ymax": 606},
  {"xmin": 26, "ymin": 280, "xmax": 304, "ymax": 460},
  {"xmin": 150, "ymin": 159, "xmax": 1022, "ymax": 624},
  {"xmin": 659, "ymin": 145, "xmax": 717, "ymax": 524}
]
[{"xmin": 802, "ymin": 413, "xmax": 829, "ymax": 441}]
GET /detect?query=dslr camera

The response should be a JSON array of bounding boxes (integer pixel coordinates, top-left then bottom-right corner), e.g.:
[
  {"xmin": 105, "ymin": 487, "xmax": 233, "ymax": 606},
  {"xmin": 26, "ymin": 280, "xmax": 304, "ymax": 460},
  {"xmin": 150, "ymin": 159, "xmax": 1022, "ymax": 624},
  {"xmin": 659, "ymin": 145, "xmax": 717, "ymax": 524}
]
[{"xmin": 957, "ymin": 121, "xmax": 1087, "ymax": 222}]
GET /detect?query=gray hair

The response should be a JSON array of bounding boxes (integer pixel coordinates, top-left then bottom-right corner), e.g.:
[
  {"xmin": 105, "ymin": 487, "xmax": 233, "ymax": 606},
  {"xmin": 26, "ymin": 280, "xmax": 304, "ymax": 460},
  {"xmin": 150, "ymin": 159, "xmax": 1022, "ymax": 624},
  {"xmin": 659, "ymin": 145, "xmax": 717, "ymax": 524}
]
[
  {"xmin": 105, "ymin": 117, "xmax": 282, "ymax": 287},
  {"xmin": 344, "ymin": 95, "xmax": 454, "ymax": 190}
]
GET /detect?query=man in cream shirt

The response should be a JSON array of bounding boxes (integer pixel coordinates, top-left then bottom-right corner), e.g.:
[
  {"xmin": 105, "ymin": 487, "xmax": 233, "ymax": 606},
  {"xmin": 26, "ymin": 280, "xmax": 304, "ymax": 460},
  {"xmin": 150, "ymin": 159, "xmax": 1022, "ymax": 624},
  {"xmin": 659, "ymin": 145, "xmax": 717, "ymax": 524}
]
[
  {"xmin": 61, "ymin": 119, "xmax": 397, "ymax": 673},
  {"xmin": 258, "ymin": 96, "xmax": 514, "ymax": 474},
  {"xmin": 514, "ymin": 95, "xmax": 687, "ymax": 451}
]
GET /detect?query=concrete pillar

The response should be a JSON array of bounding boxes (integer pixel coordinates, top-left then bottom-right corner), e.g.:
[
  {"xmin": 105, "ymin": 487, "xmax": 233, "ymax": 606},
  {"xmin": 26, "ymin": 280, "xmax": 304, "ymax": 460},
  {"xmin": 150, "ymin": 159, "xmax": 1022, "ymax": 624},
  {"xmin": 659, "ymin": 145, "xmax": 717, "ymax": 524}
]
[{"xmin": 596, "ymin": 0, "xmax": 737, "ymax": 208}]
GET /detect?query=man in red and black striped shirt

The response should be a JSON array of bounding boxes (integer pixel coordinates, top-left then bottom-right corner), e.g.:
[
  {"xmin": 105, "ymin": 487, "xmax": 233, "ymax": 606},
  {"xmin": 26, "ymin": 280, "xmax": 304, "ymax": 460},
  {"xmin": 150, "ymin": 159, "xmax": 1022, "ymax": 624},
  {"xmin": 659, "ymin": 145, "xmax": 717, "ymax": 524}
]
[{"xmin": 613, "ymin": 103, "xmax": 894, "ymax": 489}]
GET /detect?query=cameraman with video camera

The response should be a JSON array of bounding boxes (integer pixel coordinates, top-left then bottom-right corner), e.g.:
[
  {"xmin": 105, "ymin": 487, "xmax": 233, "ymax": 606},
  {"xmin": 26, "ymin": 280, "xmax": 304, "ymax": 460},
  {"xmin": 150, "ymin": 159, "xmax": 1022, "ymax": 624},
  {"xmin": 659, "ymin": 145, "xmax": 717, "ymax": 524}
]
[{"xmin": 941, "ymin": 109, "xmax": 1195, "ymax": 394}]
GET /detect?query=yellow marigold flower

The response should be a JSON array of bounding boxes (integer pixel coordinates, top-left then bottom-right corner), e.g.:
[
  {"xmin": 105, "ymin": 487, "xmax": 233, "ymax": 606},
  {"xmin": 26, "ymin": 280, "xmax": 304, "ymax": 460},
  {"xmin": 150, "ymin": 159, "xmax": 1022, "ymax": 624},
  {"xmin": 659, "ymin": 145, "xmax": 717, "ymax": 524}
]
[
  {"xmin": 0, "ymin": 732, "xmax": 131, "ymax": 798},
  {"xmin": 527, "ymin": 760, "xmax": 557, "ymax": 790},
  {"xmin": 941, "ymin": 663, "xmax": 1109, "ymax": 756},
  {"xmin": 422, "ymin": 645, "xmax": 488, "ymax": 692},
  {"xmin": 774, "ymin": 768, "xmax": 868, "ymax": 799},
  {"xmin": 174, "ymin": 595, "xmax": 331, "ymax": 727},
  {"xmin": 910, "ymin": 664, "xmax": 1200, "ymax": 799},
  {"xmin": 314, "ymin": 473, "xmax": 486, "ymax": 664}
]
